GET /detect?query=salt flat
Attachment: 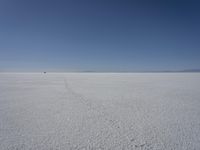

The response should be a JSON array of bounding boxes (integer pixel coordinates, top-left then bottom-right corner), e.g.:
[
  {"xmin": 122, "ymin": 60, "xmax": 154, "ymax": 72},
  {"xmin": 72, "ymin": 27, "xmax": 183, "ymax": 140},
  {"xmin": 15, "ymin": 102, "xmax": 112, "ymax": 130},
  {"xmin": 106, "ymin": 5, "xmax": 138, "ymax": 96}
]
[{"xmin": 0, "ymin": 73, "xmax": 200, "ymax": 150}]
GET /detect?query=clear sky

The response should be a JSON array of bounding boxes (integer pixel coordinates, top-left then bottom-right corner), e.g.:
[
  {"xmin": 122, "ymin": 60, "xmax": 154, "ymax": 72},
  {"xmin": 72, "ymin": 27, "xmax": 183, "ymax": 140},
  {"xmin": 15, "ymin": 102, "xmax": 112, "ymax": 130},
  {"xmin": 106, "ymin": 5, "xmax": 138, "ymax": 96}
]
[{"xmin": 0, "ymin": 0, "xmax": 200, "ymax": 72}]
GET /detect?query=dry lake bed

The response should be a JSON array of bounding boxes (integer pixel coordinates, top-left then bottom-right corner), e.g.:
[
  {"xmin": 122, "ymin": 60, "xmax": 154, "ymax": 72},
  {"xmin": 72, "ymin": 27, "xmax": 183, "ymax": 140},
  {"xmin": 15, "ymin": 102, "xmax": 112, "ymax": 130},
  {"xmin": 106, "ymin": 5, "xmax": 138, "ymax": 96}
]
[{"xmin": 0, "ymin": 73, "xmax": 200, "ymax": 150}]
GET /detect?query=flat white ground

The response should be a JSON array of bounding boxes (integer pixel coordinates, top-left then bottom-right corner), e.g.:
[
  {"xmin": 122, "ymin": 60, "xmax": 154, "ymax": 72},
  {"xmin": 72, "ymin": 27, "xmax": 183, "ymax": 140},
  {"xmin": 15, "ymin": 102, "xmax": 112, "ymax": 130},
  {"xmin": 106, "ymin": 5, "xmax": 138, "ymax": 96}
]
[{"xmin": 0, "ymin": 73, "xmax": 200, "ymax": 150}]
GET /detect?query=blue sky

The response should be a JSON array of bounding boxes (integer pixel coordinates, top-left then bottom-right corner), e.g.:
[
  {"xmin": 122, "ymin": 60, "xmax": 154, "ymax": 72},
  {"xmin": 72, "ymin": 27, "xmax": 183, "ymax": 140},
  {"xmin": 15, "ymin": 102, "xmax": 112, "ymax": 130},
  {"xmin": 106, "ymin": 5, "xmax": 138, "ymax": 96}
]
[{"xmin": 0, "ymin": 0, "xmax": 200, "ymax": 72}]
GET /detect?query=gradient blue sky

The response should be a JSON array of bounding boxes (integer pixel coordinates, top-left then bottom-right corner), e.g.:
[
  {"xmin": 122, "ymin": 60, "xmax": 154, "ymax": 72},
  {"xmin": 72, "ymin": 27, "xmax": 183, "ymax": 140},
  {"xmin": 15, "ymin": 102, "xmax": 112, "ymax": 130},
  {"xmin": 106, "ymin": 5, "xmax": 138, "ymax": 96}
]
[{"xmin": 0, "ymin": 0, "xmax": 200, "ymax": 72}]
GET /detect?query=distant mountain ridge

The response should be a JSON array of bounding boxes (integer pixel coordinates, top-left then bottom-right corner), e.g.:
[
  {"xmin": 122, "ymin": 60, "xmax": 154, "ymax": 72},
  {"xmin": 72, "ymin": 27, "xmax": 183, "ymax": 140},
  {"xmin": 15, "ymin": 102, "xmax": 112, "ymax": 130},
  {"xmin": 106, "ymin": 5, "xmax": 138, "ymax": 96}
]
[
  {"xmin": 81, "ymin": 69, "xmax": 200, "ymax": 73},
  {"xmin": 179, "ymin": 69, "xmax": 200, "ymax": 72}
]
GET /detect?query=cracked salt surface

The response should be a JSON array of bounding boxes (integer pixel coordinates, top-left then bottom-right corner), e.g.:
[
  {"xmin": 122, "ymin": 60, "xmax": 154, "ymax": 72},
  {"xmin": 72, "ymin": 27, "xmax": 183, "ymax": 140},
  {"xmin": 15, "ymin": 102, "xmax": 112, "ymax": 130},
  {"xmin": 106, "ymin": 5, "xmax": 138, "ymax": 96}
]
[{"xmin": 0, "ymin": 73, "xmax": 200, "ymax": 150}]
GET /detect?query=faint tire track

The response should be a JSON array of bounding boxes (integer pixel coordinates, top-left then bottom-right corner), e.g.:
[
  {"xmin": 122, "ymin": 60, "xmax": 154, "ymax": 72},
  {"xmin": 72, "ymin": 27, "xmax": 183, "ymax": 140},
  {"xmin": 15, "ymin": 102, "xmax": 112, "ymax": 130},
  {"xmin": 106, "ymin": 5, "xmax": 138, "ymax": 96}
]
[{"xmin": 63, "ymin": 79, "xmax": 136, "ymax": 149}]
